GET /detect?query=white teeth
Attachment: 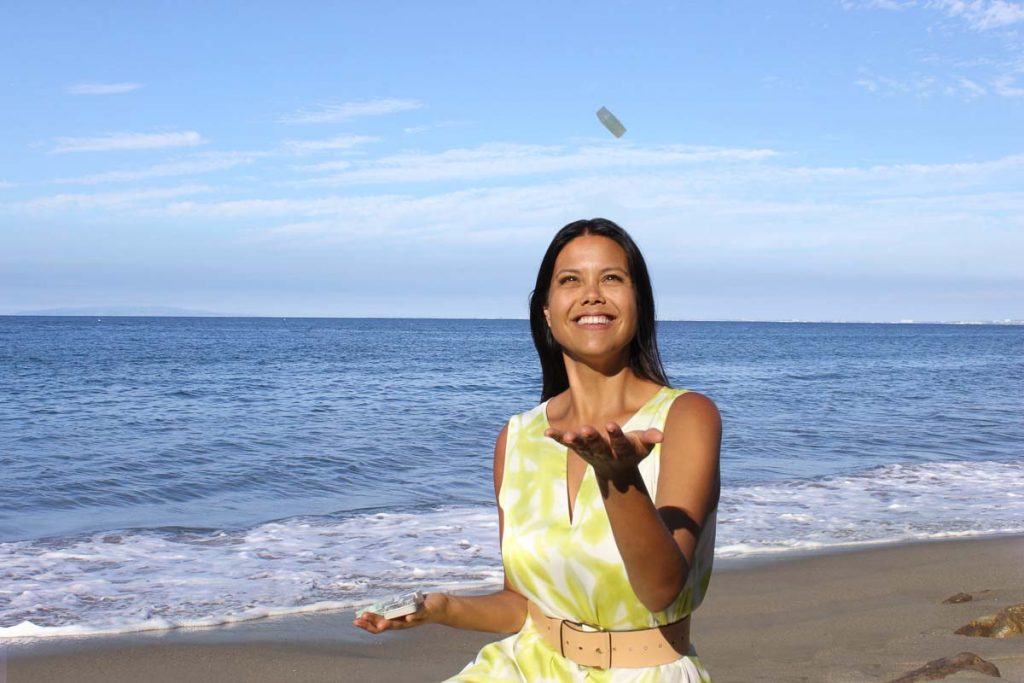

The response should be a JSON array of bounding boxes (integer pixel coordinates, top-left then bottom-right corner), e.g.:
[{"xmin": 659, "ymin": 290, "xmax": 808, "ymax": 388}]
[{"xmin": 577, "ymin": 315, "xmax": 610, "ymax": 325}]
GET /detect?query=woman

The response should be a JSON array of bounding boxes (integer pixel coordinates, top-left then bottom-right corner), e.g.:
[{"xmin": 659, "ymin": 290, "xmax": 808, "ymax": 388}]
[{"xmin": 355, "ymin": 218, "xmax": 721, "ymax": 681}]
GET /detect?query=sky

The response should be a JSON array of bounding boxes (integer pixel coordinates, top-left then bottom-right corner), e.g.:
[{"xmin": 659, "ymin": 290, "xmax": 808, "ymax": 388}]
[{"xmin": 1, "ymin": 0, "xmax": 1022, "ymax": 321}]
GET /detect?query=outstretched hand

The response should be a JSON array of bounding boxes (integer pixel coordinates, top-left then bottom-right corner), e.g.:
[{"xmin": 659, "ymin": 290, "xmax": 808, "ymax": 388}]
[
  {"xmin": 352, "ymin": 592, "xmax": 447, "ymax": 634},
  {"xmin": 545, "ymin": 423, "xmax": 663, "ymax": 486}
]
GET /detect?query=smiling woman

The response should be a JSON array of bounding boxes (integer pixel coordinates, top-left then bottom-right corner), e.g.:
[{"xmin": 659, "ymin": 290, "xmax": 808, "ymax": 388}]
[
  {"xmin": 354, "ymin": 218, "xmax": 722, "ymax": 682},
  {"xmin": 545, "ymin": 235, "xmax": 640, "ymax": 371},
  {"xmin": 530, "ymin": 219, "xmax": 668, "ymax": 402}
]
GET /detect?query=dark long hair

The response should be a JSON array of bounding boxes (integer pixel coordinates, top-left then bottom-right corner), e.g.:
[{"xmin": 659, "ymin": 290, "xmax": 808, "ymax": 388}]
[{"xmin": 529, "ymin": 218, "xmax": 669, "ymax": 401}]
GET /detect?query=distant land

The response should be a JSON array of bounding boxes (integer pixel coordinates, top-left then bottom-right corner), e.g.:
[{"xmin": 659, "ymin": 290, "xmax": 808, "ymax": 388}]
[{"xmin": 9, "ymin": 306, "xmax": 239, "ymax": 317}]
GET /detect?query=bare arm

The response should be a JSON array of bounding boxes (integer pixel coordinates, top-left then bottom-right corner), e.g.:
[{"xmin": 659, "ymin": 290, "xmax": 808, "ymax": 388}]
[
  {"xmin": 547, "ymin": 392, "xmax": 721, "ymax": 612},
  {"xmin": 353, "ymin": 422, "xmax": 527, "ymax": 634}
]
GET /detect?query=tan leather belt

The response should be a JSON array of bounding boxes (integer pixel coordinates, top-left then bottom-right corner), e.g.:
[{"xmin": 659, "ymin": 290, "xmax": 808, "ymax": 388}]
[{"xmin": 527, "ymin": 600, "xmax": 690, "ymax": 669}]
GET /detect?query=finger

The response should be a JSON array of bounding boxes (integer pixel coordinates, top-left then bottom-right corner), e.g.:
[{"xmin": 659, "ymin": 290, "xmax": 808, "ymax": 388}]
[
  {"xmin": 639, "ymin": 428, "xmax": 664, "ymax": 447},
  {"xmin": 577, "ymin": 425, "xmax": 604, "ymax": 446},
  {"xmin": 606, "ymin": 423, "xmax": 634, "ymax": 458},
  {"xmin": 363, "ymin": 611, "xmax": 408, "ymax": 633},
  {"xmin": 544, "ymin": 427, "xmax": 564, "ymax": 442},
  {"xmin": 362, "ymin": 613, "xmax": 390, "ymax": 633},
  {"xmin": 561, "ymin": 425, "xmax": 603, "ymax": 454},
  {"xmin": 353, "ymin": 615, "xmax": 380, "ymax": 633},
  {"xmin": 545, "ymin": 427, "xmax": 581, "ymax": 447},
  {"xmin": 622, "ymin": 428, "xmax": 662, "ymax": 458}
]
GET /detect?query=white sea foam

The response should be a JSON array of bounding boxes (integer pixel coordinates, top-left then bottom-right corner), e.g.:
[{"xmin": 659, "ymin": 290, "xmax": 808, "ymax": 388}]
[
  {"xmin": 715, "ymin": 459, "xmax": 1024, "ymax": 557},
  {"xmin": 2, "ymin": 459, "xmax": 1022, "ymax": 639},
  {"xmin": 0, "ymin": 507, "xmax": 503, "ymax": 640}
]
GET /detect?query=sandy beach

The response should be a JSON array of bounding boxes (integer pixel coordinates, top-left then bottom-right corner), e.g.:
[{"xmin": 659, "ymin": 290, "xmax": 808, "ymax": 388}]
[{"xmin": 5, "ymin": 535, "xmax": 1022, "ymax": 683}]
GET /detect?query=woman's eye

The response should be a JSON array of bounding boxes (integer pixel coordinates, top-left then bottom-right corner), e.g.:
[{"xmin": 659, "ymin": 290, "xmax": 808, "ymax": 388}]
[
  {"xmin": 558, "ymin": 275, "xmax": 577, "ymax": 285},
  {"xmin": 604, "ymin": 274, "xmax": 624, "ymax": 282}
]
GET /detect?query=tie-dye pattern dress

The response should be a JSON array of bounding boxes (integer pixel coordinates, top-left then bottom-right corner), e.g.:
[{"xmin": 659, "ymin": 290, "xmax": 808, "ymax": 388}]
[{"xmin": 448, "ymin": 386, "xmax": 715, "ymax": 682}]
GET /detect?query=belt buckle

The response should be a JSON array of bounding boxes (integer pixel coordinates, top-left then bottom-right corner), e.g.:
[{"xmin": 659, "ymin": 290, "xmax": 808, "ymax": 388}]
[{"xmin": 561, "ymin": 619, "xmax": 613, "ymax": 669}]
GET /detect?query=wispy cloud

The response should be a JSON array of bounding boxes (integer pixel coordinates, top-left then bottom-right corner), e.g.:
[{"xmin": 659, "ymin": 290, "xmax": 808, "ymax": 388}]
[
  {"xmin": 949, "ymin": 76, "xmax": 988, "ymax": 98},
  {"xmin": 933, "ymin": 0, "xmax": 1024, "ymax": 30},
  {"xmin": 55, "ymin": 152, "xmax": 260, "ymax": 185},
  {"xmin": 291, "ymin": 160, "xmax": 353, "ymax": 172},
  {"xmin": 169, "ymin": 183, "xmax": 583, "ymax": 244},
  {"xmin": 14, "ymin": 185, "xmax": 214, "ymax": 211},
  {"xmin": 840, "ymin": 1, "xmax": 913, "ymax": 10},
  {"xmin": 50, "ymin": 131, "xmax": 208, "ymax": 154},
  {"xmin": 848, "ymin": 0, "xmax": 1024, "ymax": 100},
  {"xmin": 161, "ymin": 168, "xmax": 1022, "ymax": 281},
  {"xmin": 0, "ymin": 180, "xmax": 13, "ymax": 189},
  {"xmin": 854, "ymin": 71, "xmax": 939, "ymax": 97},
  {"xmin": 12, "ymin": 143, "xmax": 1022, "ymax": 269},
  {"xmin": 153, "ymin": 151, "xmax": 1024, "ymax": 229},
  {"xmin": 403, "ymin": 120, "xmax": 469, "ymax": 134},
  {"xmin": 289, "ymin": 142, "xmax": 777, "ymax": 187},
  {"xmin": 66, "ymin": 82, "xmax": 143, "ymax": 95},
  {"xmin": 856, "ymin": 69, "xmax": 990, "ymax": 99},
  {"xmin": 8, "ymin": 144, "xmax": 1018, "ymax": 293},
  {"xmin": 855, "ymin": 77, "xmax": 880, "ymax": 92},
  {"xmin": 279, "ymin": 97, "xmax": 423, "ymax": 124},
  {"xmin": 280, "ymin": 134, "xmax": 379, "ymax": 154},
  {"xmin": 993, "ymin": 73, "xmax": 1024, "ymax": 95},
  {"xmin": 844, "ymin": 0, "xmax": 1024, "ymax": 30}
]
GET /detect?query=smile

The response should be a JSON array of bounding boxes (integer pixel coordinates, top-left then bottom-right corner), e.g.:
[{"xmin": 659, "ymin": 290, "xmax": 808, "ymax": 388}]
[{"xmin": 575, "ymin": 315, "xmax": 614, "ymax": 326}]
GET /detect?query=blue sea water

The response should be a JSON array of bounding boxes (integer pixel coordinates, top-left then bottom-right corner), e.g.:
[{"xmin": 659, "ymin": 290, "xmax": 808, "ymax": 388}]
[{"xmin": 1, "ymin": 317, "xmax": 1022, "ymax": 638}]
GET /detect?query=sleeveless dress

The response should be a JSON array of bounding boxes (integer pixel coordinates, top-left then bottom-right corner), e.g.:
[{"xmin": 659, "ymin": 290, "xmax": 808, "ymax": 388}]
[{"xmin": 447, "ymin": 386, "xmax": 716, "ymax": 682}]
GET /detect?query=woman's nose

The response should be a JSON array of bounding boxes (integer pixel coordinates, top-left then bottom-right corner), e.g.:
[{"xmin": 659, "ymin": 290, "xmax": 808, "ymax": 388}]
[{"xmin": 580, "ymin": 280, "xmax": 605, "ymax": 304}]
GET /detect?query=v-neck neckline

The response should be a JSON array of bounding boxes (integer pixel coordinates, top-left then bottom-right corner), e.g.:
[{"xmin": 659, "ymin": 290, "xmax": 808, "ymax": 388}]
[{"xmin": 541, "ymin": 385, "xmax": 668, "ymax": 526}]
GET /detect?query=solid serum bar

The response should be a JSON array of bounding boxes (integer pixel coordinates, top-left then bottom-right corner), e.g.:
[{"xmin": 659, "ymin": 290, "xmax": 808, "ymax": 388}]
[
  {"xmin": 356, "ymin": 590, "xmax": 424, "ymax": 620},
  {"xmin": 597, "ymin": 106, "xmax": 626, "ymax": 138}
]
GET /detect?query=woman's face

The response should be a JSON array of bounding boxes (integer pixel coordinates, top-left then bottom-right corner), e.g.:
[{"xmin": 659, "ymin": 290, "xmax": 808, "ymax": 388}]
[{"xmin": 543, "ymin": 234, "xmax": 638, "ymax": 366}]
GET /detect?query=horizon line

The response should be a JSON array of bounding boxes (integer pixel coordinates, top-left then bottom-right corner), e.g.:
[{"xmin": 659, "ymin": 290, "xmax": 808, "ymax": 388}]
[{"xmin": 3, "ymin": 313, "xmax": 1022, "ymax": 326}]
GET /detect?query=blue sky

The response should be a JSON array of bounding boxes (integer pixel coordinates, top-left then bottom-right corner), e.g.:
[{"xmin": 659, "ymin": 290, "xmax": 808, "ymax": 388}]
[{"xmin": 1, "ymin": 0, "xmax": 1021, "ymax": 321}]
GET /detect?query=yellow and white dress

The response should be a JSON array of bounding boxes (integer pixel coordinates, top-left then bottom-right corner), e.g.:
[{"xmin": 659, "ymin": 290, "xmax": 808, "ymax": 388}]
[{"xmin": 449, "ymin": 386, "xmax": 715, "ymax": 682}]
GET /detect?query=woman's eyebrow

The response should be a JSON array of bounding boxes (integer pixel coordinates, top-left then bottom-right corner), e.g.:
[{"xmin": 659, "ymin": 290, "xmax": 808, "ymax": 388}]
[{"xmin": 556, "ymin": 265, "xmax": 627, "ymax": 272}]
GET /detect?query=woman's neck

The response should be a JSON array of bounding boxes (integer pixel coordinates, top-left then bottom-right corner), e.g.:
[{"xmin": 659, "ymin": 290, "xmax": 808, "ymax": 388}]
[{"xmin": 551, "ymin": 356, "xmax": 661, "ymax": 427}]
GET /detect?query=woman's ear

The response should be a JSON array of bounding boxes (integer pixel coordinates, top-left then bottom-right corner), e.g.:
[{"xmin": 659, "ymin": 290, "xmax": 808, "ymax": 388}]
[{"xmin": 543, "ymin": 307, "xmax": 550, "ymax": 326}]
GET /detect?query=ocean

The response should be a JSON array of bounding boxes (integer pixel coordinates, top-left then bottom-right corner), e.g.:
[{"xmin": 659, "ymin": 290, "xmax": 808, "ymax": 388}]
[{"xmin": 1, "ymin": 317, "xmax": 1022, "ymax": 639}]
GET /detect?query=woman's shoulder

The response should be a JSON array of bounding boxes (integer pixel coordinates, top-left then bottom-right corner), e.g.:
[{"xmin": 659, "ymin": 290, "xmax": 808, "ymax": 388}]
[
  {"xmin": 664, "ymin": 389, "xmax": 722, "ymax": 437},
  {"xmin": 667, "ymin": 388, "xmax": 717, "ymax": 410}
]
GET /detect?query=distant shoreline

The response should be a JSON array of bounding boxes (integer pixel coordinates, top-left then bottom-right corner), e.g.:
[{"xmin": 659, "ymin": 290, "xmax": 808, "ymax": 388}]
[{"xmin": 3, "ymin": 313, "xmax": 1022, "ymax": 325}]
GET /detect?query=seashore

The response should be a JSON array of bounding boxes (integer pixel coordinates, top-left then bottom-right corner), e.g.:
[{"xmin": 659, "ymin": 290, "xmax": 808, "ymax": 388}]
[{"xmin": 5, "ymin": 534, "xmax": 1023, "ymax": 683}]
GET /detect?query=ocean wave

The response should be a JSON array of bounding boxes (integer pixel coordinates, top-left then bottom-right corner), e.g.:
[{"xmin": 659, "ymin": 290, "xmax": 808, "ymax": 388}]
[
  {"xmin": 715, "ymin": 458, "xmax": 1024, "ymax": 557},
  {"xmin": 0, "ymin": 507, "xmax": 503, "ymax": 640},
  {"xmin": 2, "ymin": 459, "xmax": 1023, "ymax": 639}
]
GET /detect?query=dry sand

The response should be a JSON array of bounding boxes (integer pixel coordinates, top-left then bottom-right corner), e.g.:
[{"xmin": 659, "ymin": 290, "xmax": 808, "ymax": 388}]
[{"xmin": 5, "ymin": 535, "xmax": 1023, "ymax": 682}]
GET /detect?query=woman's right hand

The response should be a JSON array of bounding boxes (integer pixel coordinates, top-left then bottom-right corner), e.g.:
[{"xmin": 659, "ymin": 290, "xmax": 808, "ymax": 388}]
[{"xmin": 352, "ymin": 591, "xmax": 449, "ymax": 634}]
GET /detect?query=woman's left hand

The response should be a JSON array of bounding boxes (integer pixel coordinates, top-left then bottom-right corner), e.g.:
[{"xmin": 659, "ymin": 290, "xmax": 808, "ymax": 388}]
[
  {"xmin": 352, "ymin": 592, "xmax": 449, "ymax": 634},
  {"xmin": 544, "ymin": 423, "xmax": 663, "ymax": 484}
]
